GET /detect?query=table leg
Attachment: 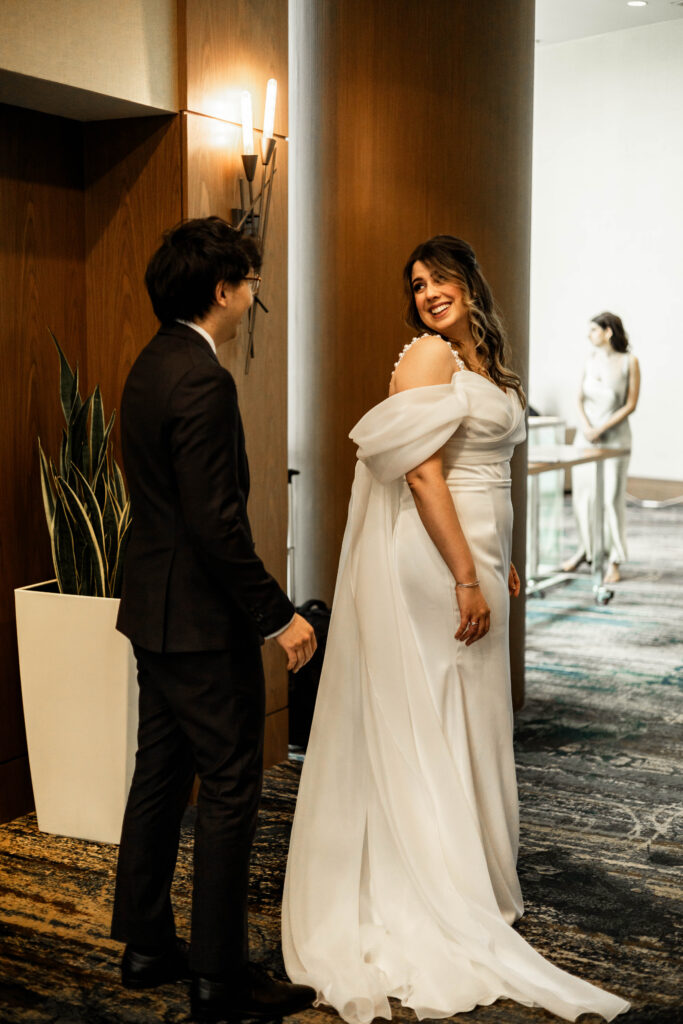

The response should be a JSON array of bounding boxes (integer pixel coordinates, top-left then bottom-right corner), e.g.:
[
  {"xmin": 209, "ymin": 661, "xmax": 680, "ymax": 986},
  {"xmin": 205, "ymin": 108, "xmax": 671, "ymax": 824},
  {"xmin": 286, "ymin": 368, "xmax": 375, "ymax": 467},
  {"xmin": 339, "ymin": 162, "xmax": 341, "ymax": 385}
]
[
  {"xmin": 592, "ymin": 459, "xmax": 605, "ymax": 592},
  {"xmin": 528, "ymin": 474, "xmax": 540, "ymax": 581}
]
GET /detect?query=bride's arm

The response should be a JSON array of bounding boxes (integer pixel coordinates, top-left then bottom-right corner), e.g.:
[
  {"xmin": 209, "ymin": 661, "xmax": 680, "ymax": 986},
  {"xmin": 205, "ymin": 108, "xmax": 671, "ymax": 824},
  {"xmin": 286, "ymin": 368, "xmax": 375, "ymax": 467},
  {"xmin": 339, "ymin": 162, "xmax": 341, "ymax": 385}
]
[
  {"xmin": 394, "ymin": 338, "xmax": 491, "ymax": 645},
  {"xmin": 405, "ymin": 450, "xmax": 490, "ymax": 645}
]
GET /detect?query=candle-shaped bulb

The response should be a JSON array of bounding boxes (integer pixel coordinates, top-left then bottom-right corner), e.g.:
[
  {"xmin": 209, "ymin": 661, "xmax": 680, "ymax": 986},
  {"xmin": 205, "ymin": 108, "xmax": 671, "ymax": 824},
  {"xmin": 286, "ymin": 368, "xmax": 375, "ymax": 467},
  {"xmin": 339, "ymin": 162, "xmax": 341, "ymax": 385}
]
[
  {"xmin": 241, "ymin": 91, "xmax": 254, "ymax": 154},
  {"xmin": 263, "ymin": 78, "xmax": 277, "ymax": 140}
]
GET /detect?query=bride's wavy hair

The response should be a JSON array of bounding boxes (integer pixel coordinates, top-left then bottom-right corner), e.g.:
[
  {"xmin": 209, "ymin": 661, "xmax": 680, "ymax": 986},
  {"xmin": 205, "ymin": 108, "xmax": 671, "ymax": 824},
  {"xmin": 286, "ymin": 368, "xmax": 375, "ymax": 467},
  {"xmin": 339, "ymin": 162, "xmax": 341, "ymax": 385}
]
[{"xmin": 403, "ymin": 235, "xmax": 526, "ymax": 407}]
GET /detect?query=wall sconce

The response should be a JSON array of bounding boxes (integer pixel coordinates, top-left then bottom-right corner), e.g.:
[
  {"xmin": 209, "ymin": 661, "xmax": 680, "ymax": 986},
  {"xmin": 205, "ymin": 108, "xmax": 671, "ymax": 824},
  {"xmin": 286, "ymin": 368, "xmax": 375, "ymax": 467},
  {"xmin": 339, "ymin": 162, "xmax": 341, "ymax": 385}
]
[{"xmin": 232, "ymin": 79, "xmax": 278, "ymax": 373}]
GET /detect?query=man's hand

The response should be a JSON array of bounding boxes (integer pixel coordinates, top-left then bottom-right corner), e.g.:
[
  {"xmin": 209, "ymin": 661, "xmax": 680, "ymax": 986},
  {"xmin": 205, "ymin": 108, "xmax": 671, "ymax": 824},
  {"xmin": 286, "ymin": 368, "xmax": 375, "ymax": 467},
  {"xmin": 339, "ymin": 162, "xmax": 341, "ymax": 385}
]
[{"xmin": 276, "ymin": 613, "xmax": 317, "ymax": 673}]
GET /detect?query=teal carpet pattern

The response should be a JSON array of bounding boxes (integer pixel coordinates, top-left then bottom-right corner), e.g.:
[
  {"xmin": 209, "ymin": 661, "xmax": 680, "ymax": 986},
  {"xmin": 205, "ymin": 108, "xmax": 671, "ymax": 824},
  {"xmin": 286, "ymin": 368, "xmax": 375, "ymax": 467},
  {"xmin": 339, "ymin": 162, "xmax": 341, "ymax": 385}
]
[{"xmin": 0, "ymin": 501, "xmax": 681, "ymax": 1023}]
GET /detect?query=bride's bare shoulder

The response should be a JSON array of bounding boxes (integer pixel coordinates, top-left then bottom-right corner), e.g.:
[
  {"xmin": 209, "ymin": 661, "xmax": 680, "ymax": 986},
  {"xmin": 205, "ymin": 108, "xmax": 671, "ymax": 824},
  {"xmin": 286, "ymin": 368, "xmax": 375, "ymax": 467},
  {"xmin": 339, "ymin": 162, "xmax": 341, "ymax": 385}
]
[{"xmin": 391, "ymin": 335, "xmax": 461, "ymax": 393}]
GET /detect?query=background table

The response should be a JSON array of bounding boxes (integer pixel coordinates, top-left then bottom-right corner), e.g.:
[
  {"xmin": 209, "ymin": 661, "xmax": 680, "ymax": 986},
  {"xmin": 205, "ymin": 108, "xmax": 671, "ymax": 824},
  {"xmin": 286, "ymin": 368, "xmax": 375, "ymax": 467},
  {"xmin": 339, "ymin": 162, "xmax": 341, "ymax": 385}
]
[{"xmin": 527, "ymin": 445, "xmax": 631, "ymax": 605}]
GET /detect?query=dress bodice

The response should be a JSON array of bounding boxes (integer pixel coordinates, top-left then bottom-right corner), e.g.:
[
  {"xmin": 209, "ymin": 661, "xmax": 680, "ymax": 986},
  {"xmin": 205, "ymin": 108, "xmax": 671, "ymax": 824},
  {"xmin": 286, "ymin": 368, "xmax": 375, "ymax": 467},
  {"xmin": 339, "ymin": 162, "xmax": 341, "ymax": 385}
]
[
  {"xmin": 582, "ymin": 350, "xmax": 630, "ymax": 423},
  {"xmin": 388, "ymin": 335, "xmax": 525, "ymax": 482},
  {"xmin": 579, "ymin": 350, "xmax": 631, "ymax": 447},
  {"xmin": 440, "ymin": 375, "xmax": 525, "ymax": 493},
  {"xmin": 442, "ymin": 378, "xmax": 525, "ymax": 467},
  {"xmin": 352, "ymin": 348, "xmax": 526, "ymax": 488}
]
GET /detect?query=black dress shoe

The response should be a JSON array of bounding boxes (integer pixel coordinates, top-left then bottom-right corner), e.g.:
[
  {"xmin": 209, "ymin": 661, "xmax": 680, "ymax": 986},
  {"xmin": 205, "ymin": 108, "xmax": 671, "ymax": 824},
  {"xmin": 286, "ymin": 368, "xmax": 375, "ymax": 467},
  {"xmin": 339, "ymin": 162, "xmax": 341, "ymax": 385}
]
[
  {"xmin": 191, "ymin": 963, "xmax": 316, "ymax": 1023},
  {"xmin": 121, "ymin": 937, "xmax": 191, "ymax": 989}
]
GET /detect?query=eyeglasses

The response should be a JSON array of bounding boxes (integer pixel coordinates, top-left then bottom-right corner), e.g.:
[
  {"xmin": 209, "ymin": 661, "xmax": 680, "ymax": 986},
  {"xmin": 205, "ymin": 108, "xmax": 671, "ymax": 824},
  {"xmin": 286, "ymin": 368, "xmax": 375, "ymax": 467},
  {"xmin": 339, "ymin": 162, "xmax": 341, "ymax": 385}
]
[{"xmin": 244, "ymin": 275, "xmax": 261, "ymax": 296}]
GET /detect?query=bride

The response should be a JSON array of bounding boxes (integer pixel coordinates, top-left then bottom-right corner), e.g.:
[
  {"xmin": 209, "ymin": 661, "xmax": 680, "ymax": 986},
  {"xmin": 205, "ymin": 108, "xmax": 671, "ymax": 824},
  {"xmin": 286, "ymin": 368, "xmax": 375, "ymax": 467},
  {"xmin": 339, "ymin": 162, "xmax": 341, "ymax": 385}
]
[{"xmin": 281, "ymin": 235, "xmax": 629, "ymax": 1023}]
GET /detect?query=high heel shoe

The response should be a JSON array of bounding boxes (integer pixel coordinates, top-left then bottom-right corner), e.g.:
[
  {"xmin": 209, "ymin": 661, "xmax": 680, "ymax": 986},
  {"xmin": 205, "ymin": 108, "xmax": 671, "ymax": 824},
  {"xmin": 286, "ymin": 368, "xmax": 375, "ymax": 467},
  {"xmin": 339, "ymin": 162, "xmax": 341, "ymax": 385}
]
[{"xmin": 561, "ymin": 551, "xmax": 589, "ymax": 573}]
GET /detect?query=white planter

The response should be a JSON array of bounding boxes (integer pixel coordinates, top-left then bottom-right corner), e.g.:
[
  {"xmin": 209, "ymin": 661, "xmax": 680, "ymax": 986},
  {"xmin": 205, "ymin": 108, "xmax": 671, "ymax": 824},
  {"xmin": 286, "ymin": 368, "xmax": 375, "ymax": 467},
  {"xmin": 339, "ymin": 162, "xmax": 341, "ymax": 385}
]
[{"xmin": 15, "ymin": 581, "xmax": 138, "ymax": 844}]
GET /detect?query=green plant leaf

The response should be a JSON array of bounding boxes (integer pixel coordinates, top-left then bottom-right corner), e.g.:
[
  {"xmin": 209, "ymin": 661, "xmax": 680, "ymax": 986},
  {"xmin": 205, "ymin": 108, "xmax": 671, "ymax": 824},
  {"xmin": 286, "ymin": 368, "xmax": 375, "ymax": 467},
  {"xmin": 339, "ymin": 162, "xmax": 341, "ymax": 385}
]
[
  {"xmin": 76, "ymin": 540, "xmax": 91, "ymax": 597},
  {"xmin": 71, "ymin": 464, "xmax": 107, "ymax": 574},
  {"xmin": 59, "ymin": 428, "xmax": 68, "ymax": 478},
  {"xmin": 92, "ymin": 411, "xmax": 115, "ymax": 495},
  {"xmin": 44, "ymin": 331, "xmax": 131, "ymax": 598},
  {"xmin": 52, "ymin": 499, "xmax": 79, "ymax": 594},
  {"xmin": 93, "ymin": 455, "xmax": 107, "ymax": 507},
  {"xmin": 112, "ymin": 459, "xmax": 127, "ymax": 507},
  {"xmin": 38, "ymin": 438, "xmax": 56, "ymax": 527},
  {"xmin": 110, "ymin": 513, "xmax": 132, "ymax": 598},
  {"xmin": 102, "ymin": 482, "xmax": 118, "ymax": 582},
  {"xmin": 66, "ymin": 392, "xmax": 93, "ymax": 479},
  {"xmin": 49, "ymin": 329, "xmax": 80, "ymax": 424},
  {"xmin": 90, "ymin": 386, "xmax": 104, "ymax": 480},
  {"xmin": 104, "ymin": 409, "xmax": 116, "ymax": 446},
  {"xmin": 70, "ymin": 365, "xmax": 82, "ymax": 422},
  {"xmin": 117, "ymin": 498, "xmax": 131, "ymax": 539},
  {"xmin": 56, "ymin": 477, "xmax": 106, "ymax": 597}
]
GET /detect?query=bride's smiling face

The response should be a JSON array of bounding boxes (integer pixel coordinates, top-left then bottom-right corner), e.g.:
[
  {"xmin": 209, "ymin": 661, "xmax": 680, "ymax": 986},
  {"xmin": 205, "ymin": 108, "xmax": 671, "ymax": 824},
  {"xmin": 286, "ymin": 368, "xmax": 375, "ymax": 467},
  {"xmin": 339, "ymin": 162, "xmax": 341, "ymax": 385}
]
[{"xmin": 411, "ymin": 260, "xmax": 469, "ymax": 338}]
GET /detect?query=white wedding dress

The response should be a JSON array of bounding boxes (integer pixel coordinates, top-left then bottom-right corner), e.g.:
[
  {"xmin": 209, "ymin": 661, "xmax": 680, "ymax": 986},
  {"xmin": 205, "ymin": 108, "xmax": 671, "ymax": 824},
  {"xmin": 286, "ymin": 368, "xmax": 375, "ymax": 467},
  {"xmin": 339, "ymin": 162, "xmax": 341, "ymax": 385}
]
[{"xmin": 282, "ymin": 341, "xmax": 629, "ymax": 1023}]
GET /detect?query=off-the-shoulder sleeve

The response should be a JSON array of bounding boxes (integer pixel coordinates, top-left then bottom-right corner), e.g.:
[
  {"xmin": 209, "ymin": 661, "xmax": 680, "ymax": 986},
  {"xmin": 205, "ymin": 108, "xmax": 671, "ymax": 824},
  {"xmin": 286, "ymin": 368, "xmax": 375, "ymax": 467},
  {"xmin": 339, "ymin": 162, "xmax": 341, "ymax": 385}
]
[{"xmin": 349, "ymin": 377, "xmax": 470, "ymax": 484}]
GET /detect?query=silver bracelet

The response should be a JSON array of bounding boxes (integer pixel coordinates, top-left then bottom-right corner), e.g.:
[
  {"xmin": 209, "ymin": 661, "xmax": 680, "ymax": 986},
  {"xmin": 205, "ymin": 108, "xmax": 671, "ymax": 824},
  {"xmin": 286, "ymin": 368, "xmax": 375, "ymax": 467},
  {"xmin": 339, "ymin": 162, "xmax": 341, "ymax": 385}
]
[{"xmin": 456, "ymin": 579, "xmax": 480, "ymax": 589}]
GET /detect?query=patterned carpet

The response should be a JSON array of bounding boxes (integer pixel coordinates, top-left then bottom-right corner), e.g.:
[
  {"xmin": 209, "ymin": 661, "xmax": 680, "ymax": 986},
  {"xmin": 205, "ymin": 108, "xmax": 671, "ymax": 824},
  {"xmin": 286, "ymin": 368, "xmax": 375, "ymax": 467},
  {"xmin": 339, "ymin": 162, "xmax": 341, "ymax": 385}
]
[{"xmin": 1, "ymin": 501, "xmax": 681, "ymax": 1024}]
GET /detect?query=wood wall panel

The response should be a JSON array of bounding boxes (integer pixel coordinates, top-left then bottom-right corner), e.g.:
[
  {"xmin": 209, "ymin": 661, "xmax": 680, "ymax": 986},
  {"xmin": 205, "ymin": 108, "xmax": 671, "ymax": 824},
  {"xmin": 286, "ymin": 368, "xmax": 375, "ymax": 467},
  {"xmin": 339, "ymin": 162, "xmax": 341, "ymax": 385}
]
[
  {"xmin": 0, "ymin": 108, "xmax": 182, "ymax": 822},
  {"xmin": 263, "ymin": 708, "xmax": 288, "ymax": 768},
  {"xmin": 180, "ymin": 0, "xmax": 288, "ymax": 136},
  {"xmin": 0, "ymin": 103, "xmax": 88, "ymax": 819},
  {"xmin": 183, "ymin": 112, "xmax": 290, "ymax": 759},
  {"xmin": 84, "ymin": 115, "xmax": 182, "ymax": 454},
  {"xmin": 290, "ymin": 0, "xmax": 535, "ymax": 706}
]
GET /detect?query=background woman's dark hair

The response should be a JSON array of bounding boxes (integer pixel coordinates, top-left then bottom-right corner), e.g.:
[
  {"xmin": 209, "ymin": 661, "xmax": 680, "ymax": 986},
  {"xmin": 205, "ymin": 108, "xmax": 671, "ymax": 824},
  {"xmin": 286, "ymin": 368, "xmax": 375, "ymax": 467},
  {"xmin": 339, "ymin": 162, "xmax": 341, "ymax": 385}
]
[
  {"xmin": 591, "ymin": 312, "xmax": 630, "ymax": 353},
  {"xmin": 145, "ymin": 216, "xmax": 262, "ymax": 324},
  {"xmin": 402, "ymin": 235, "xmax": 526, "ymax": 407}
]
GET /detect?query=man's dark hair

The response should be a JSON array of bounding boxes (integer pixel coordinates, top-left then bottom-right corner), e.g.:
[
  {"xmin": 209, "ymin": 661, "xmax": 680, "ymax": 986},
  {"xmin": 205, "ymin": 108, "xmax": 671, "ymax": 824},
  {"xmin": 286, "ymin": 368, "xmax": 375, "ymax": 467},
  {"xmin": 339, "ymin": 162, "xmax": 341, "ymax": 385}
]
[{"xmin": 145, "ymin": 216, "xmax": 262, "ymax": 324}]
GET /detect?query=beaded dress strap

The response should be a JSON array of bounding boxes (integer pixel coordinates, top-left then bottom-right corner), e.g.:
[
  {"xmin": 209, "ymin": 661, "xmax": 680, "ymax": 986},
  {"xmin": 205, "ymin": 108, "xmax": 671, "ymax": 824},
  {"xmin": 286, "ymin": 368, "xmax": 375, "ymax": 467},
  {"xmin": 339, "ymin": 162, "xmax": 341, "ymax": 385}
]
[{"xmin": 392, "ymin": 334, "xmax": 465, "ymax": 374}]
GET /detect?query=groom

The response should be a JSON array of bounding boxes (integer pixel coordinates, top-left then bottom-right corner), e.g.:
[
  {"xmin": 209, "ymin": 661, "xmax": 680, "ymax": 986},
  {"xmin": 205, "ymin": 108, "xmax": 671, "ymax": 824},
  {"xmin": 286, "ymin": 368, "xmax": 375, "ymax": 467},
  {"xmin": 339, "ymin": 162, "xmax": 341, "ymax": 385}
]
[{"xmin": 111, "ymin": 216, "xmax": 316, "ymax": 1022}]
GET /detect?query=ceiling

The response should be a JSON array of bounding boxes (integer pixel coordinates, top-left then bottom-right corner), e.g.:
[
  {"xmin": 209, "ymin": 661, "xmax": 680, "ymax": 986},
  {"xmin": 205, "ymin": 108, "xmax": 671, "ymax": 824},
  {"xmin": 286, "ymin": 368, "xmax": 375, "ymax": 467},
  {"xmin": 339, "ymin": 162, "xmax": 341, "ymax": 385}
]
[{"xmin": 535, "ymin": 0, "xmax": 683, "ymax": 45}]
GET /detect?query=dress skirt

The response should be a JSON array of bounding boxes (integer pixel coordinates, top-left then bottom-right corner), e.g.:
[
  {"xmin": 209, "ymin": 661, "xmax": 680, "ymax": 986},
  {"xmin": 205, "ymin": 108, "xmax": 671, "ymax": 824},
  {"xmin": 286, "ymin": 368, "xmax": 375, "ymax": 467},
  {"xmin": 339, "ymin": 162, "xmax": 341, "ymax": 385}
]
[{"xmin": 394, "ymin": 469, "xmax": 523, "ymax": 926}]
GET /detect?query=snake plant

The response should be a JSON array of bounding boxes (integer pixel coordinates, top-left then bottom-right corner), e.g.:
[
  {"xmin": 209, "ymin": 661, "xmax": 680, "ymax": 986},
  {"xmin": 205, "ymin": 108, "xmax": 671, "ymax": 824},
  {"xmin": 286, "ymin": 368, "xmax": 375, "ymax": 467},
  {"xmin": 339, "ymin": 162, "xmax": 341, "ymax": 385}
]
[{"xmin": 38, "ymin": 331, "xmax": 131, "ymax": 597}]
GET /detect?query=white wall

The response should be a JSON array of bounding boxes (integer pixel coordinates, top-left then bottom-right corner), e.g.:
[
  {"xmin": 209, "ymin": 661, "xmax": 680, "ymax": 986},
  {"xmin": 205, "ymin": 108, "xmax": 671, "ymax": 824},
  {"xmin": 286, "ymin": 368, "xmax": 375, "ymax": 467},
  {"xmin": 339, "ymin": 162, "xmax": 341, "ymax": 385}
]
[
  {"xmin": 0, "ymin": 0, "xmax": 177, "ymax": 119},
  {"xmin": 530, "ymin": 20, "xmax": 683, "ymax": 481}
]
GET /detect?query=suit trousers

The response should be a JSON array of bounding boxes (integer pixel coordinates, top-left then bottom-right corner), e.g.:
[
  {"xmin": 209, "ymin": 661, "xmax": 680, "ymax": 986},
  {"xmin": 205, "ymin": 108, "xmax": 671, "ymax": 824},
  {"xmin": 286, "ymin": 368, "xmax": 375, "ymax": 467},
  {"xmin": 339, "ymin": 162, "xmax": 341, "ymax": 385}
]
[{"xmin": 111, "ymin": 642, "xmax": 265, "ymax": 974}]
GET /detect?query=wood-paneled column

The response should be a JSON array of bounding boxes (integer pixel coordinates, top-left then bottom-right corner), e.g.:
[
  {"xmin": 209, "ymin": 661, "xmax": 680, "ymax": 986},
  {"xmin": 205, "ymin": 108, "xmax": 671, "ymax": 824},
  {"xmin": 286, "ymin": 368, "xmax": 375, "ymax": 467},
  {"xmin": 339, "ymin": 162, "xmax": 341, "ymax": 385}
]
[
  {"xmin": 289, "ymin": 0, "xmax": 534, "ymax": 706},
  {"xmin": 179, "ymin": 0, "xmax": 291, "ymax": 760}
]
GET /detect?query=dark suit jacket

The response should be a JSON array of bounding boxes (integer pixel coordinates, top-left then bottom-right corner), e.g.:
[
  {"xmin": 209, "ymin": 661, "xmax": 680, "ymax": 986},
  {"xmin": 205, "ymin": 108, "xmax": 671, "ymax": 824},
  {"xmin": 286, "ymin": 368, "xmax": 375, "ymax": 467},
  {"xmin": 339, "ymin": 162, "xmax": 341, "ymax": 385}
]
[{"xmin": 116, "ymin": 322, "xmax": 295, "ymax": 652}]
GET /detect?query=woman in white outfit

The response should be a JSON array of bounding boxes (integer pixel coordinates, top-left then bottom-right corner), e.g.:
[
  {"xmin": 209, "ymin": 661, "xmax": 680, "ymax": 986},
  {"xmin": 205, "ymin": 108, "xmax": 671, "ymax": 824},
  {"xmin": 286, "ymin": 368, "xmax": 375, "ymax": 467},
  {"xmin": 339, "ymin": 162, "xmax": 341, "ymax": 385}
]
[
  {"xmin": 282, "ymin": 236, "xmax": 630, "ymax": 1023},
  {"xmin": 563, "ymin": 313, "xmax": 640, "ymax": 583}
]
